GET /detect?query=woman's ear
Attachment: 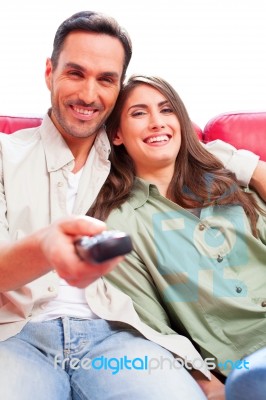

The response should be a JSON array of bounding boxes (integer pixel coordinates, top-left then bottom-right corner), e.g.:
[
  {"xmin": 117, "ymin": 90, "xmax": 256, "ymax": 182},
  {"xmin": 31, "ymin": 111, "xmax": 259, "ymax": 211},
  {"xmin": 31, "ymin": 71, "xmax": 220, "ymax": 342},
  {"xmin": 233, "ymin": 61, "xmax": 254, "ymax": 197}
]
[{"xmin": 112, "ymin": 130, "xmax": 124, "ymax": 146}]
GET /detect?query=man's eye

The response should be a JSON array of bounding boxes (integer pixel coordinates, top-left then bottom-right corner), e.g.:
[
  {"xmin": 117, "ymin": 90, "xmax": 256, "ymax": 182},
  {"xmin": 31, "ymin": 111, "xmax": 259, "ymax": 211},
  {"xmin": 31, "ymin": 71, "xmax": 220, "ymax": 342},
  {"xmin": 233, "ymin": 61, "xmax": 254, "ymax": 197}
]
[
  {"xmin": 99, "ymin": 77, "xmax": 114, "ymax": 84},
  {"xmin": 68, "ymin": 71, "xmax": 83, "ymax": 77}
]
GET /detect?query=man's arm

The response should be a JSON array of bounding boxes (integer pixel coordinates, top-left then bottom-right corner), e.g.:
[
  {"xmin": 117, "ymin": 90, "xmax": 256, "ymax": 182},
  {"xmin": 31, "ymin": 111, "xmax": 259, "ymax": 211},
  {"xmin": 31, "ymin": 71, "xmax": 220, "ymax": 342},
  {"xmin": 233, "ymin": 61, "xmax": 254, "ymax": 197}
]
[
  {"xmin": 204, "ymin": 139, "xmax": 266, "ymax": 201},
  {"xmin": 0, "ymin": 216, "xmax": 123, "ymax": 293},
  {"xmin": 249, "ymin": 160, "xmax": 266, "ymax": 201}
]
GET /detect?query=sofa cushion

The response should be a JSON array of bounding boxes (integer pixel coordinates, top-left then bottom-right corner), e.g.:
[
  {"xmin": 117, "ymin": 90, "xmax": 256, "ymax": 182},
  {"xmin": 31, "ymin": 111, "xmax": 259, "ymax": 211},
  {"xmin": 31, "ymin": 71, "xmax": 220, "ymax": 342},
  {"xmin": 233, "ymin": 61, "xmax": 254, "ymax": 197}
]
[{"xmin": 203, "ymin": 111, "xmax": 266, "ymax": 161}]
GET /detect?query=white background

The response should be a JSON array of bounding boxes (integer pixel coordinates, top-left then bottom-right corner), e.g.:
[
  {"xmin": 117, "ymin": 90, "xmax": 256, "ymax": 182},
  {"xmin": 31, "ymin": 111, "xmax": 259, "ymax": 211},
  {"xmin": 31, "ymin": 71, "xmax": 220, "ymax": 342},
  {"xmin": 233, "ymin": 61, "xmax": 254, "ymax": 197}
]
[{"xmin": 0, "ymin": 0, "xmax": 265, "ymax": 128}]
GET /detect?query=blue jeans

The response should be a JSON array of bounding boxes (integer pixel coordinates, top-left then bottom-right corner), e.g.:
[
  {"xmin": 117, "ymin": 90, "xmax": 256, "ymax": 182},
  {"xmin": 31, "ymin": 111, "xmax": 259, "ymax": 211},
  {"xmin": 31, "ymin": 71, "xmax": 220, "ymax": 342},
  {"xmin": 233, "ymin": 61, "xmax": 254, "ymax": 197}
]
[
  {"xmin": 0, "ymin": 318, "xmax": 207, "ymax": 399},
  {"xmin": 225, "ymin": 347, "xmax": 266, "ymax": 400}
]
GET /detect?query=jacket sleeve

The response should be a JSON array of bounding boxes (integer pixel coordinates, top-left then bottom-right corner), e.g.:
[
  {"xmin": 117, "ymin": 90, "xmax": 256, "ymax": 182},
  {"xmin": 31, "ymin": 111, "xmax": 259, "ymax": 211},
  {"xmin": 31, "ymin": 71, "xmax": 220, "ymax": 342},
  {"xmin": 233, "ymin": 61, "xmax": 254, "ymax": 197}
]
[{"xmin": 203, "ymin": 139, "xmax": 259, "ymax": 186}]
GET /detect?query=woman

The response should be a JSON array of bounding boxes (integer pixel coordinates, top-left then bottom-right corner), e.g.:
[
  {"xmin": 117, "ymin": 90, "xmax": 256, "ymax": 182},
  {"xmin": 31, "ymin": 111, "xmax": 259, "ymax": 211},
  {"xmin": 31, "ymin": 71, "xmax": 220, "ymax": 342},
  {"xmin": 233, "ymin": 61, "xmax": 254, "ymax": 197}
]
[{"xmin": 88, "ymin": 75, "xmax": 266, "ymax": 397}]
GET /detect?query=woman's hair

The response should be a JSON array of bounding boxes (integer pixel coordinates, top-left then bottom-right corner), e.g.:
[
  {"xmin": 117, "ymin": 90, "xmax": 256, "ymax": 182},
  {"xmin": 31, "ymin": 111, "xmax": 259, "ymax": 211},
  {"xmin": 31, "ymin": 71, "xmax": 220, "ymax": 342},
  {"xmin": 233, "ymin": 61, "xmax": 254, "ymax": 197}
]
[
  {"xmin": 88, "ymin": 74, "xmax": 263, "ymax": 236},
  {"xmin": 51, "ymin": 11, "xmax": 132, "ymax": 83}
]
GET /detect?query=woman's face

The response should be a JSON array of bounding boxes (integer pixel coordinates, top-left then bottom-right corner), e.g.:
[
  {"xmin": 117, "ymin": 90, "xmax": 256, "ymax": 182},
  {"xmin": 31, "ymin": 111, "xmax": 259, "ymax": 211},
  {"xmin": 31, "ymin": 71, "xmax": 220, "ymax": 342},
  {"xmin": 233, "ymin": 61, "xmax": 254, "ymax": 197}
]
[{"xmin": 113, "ymin": 84, "xmax": 182, "ymax": 176}]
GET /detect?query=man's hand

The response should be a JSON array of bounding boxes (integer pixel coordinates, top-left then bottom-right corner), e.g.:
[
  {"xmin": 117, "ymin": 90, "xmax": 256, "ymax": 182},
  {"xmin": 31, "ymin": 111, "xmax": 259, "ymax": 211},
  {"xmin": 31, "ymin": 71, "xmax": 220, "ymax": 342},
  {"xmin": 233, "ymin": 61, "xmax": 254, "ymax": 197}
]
[
  {"xmin": 39, "ymin": 216, "xmax": 124, "ymax": 287},
  {"xmin": 0, "ymin": 216, "xmax": 123, "ymax": 292},
  {"xmin": 190, "ymin": 370, "xmax": 225, "ymax": 400}
]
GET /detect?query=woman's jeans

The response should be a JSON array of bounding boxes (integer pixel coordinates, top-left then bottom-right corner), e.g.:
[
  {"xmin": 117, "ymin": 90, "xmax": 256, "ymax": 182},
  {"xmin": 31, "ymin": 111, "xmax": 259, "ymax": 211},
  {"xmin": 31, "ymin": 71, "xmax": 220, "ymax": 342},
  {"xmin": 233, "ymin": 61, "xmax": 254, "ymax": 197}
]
[
  {"xmin": 0, "ymin": 317, "xmax": 207, "ymax": 400},
  {"xmin": 225, "ymin": 347, "xmax": 266, "ymax": 400}
]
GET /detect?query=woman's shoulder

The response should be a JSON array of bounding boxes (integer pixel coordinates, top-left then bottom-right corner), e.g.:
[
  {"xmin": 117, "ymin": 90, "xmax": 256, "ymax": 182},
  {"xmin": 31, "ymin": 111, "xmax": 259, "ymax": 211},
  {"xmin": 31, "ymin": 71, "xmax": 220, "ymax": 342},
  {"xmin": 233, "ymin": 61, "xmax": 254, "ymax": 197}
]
[{"xmin": 105, "ymin": 198, "xmax": 137, "ymax": 232}]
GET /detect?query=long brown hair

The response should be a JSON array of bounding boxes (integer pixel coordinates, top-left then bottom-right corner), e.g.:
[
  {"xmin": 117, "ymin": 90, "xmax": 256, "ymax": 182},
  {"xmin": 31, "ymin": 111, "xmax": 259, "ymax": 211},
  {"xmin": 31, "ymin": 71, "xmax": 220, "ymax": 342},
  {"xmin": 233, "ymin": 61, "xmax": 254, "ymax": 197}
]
[{"xmin": 88, "ymin": 74, "xmax": 263, "ymax": 236}]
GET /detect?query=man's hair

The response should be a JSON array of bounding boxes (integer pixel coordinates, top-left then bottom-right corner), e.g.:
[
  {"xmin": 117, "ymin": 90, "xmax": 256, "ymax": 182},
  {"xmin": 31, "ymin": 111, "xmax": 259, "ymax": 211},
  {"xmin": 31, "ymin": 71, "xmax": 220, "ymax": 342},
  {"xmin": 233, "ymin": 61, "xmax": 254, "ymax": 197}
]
[{"xmin": 51, "ymin": 11, "xmax": 132, "ymax": 82}]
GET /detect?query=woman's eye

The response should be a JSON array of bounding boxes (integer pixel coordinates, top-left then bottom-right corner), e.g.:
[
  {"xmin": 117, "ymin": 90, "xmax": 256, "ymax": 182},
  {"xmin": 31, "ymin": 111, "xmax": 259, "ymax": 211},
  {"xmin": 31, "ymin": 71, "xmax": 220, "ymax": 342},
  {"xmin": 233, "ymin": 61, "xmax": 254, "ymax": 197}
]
[
  {"xmin": 131, "ymin": 111, "xmax": 146, "ymax": 117},
  {"xmin": 162, "ymin": 107, "xmax": 173, "ymax": 114}
]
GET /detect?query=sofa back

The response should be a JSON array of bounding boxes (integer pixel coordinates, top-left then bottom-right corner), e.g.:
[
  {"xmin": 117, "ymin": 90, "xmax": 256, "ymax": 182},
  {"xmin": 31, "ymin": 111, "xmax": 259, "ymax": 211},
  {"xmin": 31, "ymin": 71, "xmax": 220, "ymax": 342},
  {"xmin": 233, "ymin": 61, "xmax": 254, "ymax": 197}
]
[{"xmin": 0, "ymin": 115, "xmax": 42, "ymax": 134}]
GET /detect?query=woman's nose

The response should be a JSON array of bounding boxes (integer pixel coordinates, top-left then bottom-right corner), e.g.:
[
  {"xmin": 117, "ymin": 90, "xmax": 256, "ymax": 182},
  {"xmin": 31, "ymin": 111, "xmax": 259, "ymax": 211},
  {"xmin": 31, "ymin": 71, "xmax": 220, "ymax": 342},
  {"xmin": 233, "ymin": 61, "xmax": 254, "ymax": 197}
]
[{"xmin": 150, "ymin": 116, "xmax": 165, "ymax": 129}]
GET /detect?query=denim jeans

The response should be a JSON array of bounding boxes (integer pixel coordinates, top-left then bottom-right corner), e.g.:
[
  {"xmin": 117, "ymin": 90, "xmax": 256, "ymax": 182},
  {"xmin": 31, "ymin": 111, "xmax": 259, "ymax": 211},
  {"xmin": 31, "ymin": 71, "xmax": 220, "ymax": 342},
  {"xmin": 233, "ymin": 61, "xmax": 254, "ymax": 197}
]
[
  {"xmin": 0, "ymin": 317, "xmax": 207, "ymax": 399},
  {"xmin": 225, "ymin": 347, "xmax": 266, "ymax": 400}
]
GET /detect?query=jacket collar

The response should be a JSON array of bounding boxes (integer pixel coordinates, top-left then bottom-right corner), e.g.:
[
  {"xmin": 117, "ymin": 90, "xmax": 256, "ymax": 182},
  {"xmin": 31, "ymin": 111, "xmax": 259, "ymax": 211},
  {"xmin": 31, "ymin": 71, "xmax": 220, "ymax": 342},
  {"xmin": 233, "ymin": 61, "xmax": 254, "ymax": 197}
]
[
  {"xmin": 40, "ymin": 113, "xmax": 74, "ymax": 172},
  {"xmin": 40, "ymin": 113, "xmax": 110, "ymax": 173}
]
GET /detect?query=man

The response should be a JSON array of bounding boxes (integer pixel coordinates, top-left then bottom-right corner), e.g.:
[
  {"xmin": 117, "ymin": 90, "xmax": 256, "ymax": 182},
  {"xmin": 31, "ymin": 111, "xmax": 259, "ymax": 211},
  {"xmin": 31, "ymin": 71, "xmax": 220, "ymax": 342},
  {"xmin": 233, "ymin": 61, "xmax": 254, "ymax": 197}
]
[
  {"xmin": 0, "ymin": 11, "xmax": 210, "ymax": 400},
  {"xmin": 0, "ymin": 10, "xmax": 265, "ymax": 400}
]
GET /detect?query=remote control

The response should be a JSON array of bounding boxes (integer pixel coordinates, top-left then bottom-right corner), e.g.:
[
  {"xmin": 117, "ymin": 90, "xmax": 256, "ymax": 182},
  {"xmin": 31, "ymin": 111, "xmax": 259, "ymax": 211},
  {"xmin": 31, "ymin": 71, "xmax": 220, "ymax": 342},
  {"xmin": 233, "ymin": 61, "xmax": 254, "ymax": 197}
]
[{"xmin": 75, "ymin": 230, "xmax": 133, "ymax": 263}]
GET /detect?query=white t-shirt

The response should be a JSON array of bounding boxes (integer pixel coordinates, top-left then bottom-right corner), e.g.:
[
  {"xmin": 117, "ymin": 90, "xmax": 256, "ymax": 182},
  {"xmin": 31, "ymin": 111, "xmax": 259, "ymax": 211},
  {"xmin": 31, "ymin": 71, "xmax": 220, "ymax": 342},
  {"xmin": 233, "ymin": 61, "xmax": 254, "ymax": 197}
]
[{"xmin": 32, "ymin": 158, "xmax": 99, "ymax": 321}]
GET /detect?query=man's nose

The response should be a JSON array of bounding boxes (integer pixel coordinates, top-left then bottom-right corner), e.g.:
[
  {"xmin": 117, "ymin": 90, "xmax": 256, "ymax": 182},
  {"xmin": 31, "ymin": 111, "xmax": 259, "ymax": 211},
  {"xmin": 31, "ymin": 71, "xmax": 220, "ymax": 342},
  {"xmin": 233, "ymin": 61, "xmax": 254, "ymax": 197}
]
[{"xmin": 79, "ymin": 79, "xmax": 98, "ymax": 104}]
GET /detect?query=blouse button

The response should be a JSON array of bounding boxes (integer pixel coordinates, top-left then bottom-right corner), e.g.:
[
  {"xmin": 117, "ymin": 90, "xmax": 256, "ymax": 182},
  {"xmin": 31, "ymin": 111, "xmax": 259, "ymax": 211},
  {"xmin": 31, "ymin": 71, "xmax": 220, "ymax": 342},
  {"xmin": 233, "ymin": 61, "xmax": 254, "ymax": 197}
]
[
  {"xmin": 217, "ymin": 254, "xmax": 223, "ymax": 263},
  {"xmin": 261, "ymin": 301, "xmax": 266, "ymax": 307},
  {"xmin": 236, "ymin": 286, "xmax": 242, "ymax": 294},
  {"xmin": 48, "ymin": 286, "xmax": 55, "ymax": 292},
  {"xmin": 199, "ymin": 224, "xmax": 205, "ymax": 231}
]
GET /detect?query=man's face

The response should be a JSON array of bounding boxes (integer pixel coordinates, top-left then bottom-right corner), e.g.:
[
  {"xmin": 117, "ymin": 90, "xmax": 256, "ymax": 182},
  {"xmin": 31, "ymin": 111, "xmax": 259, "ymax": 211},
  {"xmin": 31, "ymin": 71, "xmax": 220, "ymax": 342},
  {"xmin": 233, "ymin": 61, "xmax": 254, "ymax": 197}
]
[{"xmin": 45, "ymin": 31, "xmax": 125, "ymax": 143}]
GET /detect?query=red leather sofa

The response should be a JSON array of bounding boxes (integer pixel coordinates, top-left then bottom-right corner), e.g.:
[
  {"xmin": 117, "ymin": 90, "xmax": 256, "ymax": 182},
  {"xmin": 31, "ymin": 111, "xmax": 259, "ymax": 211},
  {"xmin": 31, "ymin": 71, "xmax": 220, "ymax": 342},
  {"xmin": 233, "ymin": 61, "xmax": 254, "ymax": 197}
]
[{"xmin": 0, "ymin": 112, "xmax": 265, "ymax": 160}]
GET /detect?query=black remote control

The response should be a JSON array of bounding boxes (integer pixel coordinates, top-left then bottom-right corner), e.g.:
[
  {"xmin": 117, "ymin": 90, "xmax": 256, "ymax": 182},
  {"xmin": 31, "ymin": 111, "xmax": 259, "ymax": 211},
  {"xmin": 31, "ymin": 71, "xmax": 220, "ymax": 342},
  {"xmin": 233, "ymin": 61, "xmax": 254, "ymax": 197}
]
[{"xmin": 75, "ymin": 230, "xmax": 133, "ymax": 263}]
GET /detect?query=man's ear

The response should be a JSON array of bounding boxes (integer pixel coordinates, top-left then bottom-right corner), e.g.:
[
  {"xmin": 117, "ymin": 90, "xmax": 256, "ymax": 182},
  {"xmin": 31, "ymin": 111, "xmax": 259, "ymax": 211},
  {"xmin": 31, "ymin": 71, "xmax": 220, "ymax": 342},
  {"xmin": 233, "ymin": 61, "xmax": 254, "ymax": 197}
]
[
  {"xmin": 113, "ymin": 130, "xmax": 124, "ymax": 146},
  {"xmin": 45, "ymin": 58, "xmax": 53, "ymax": 90}
]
